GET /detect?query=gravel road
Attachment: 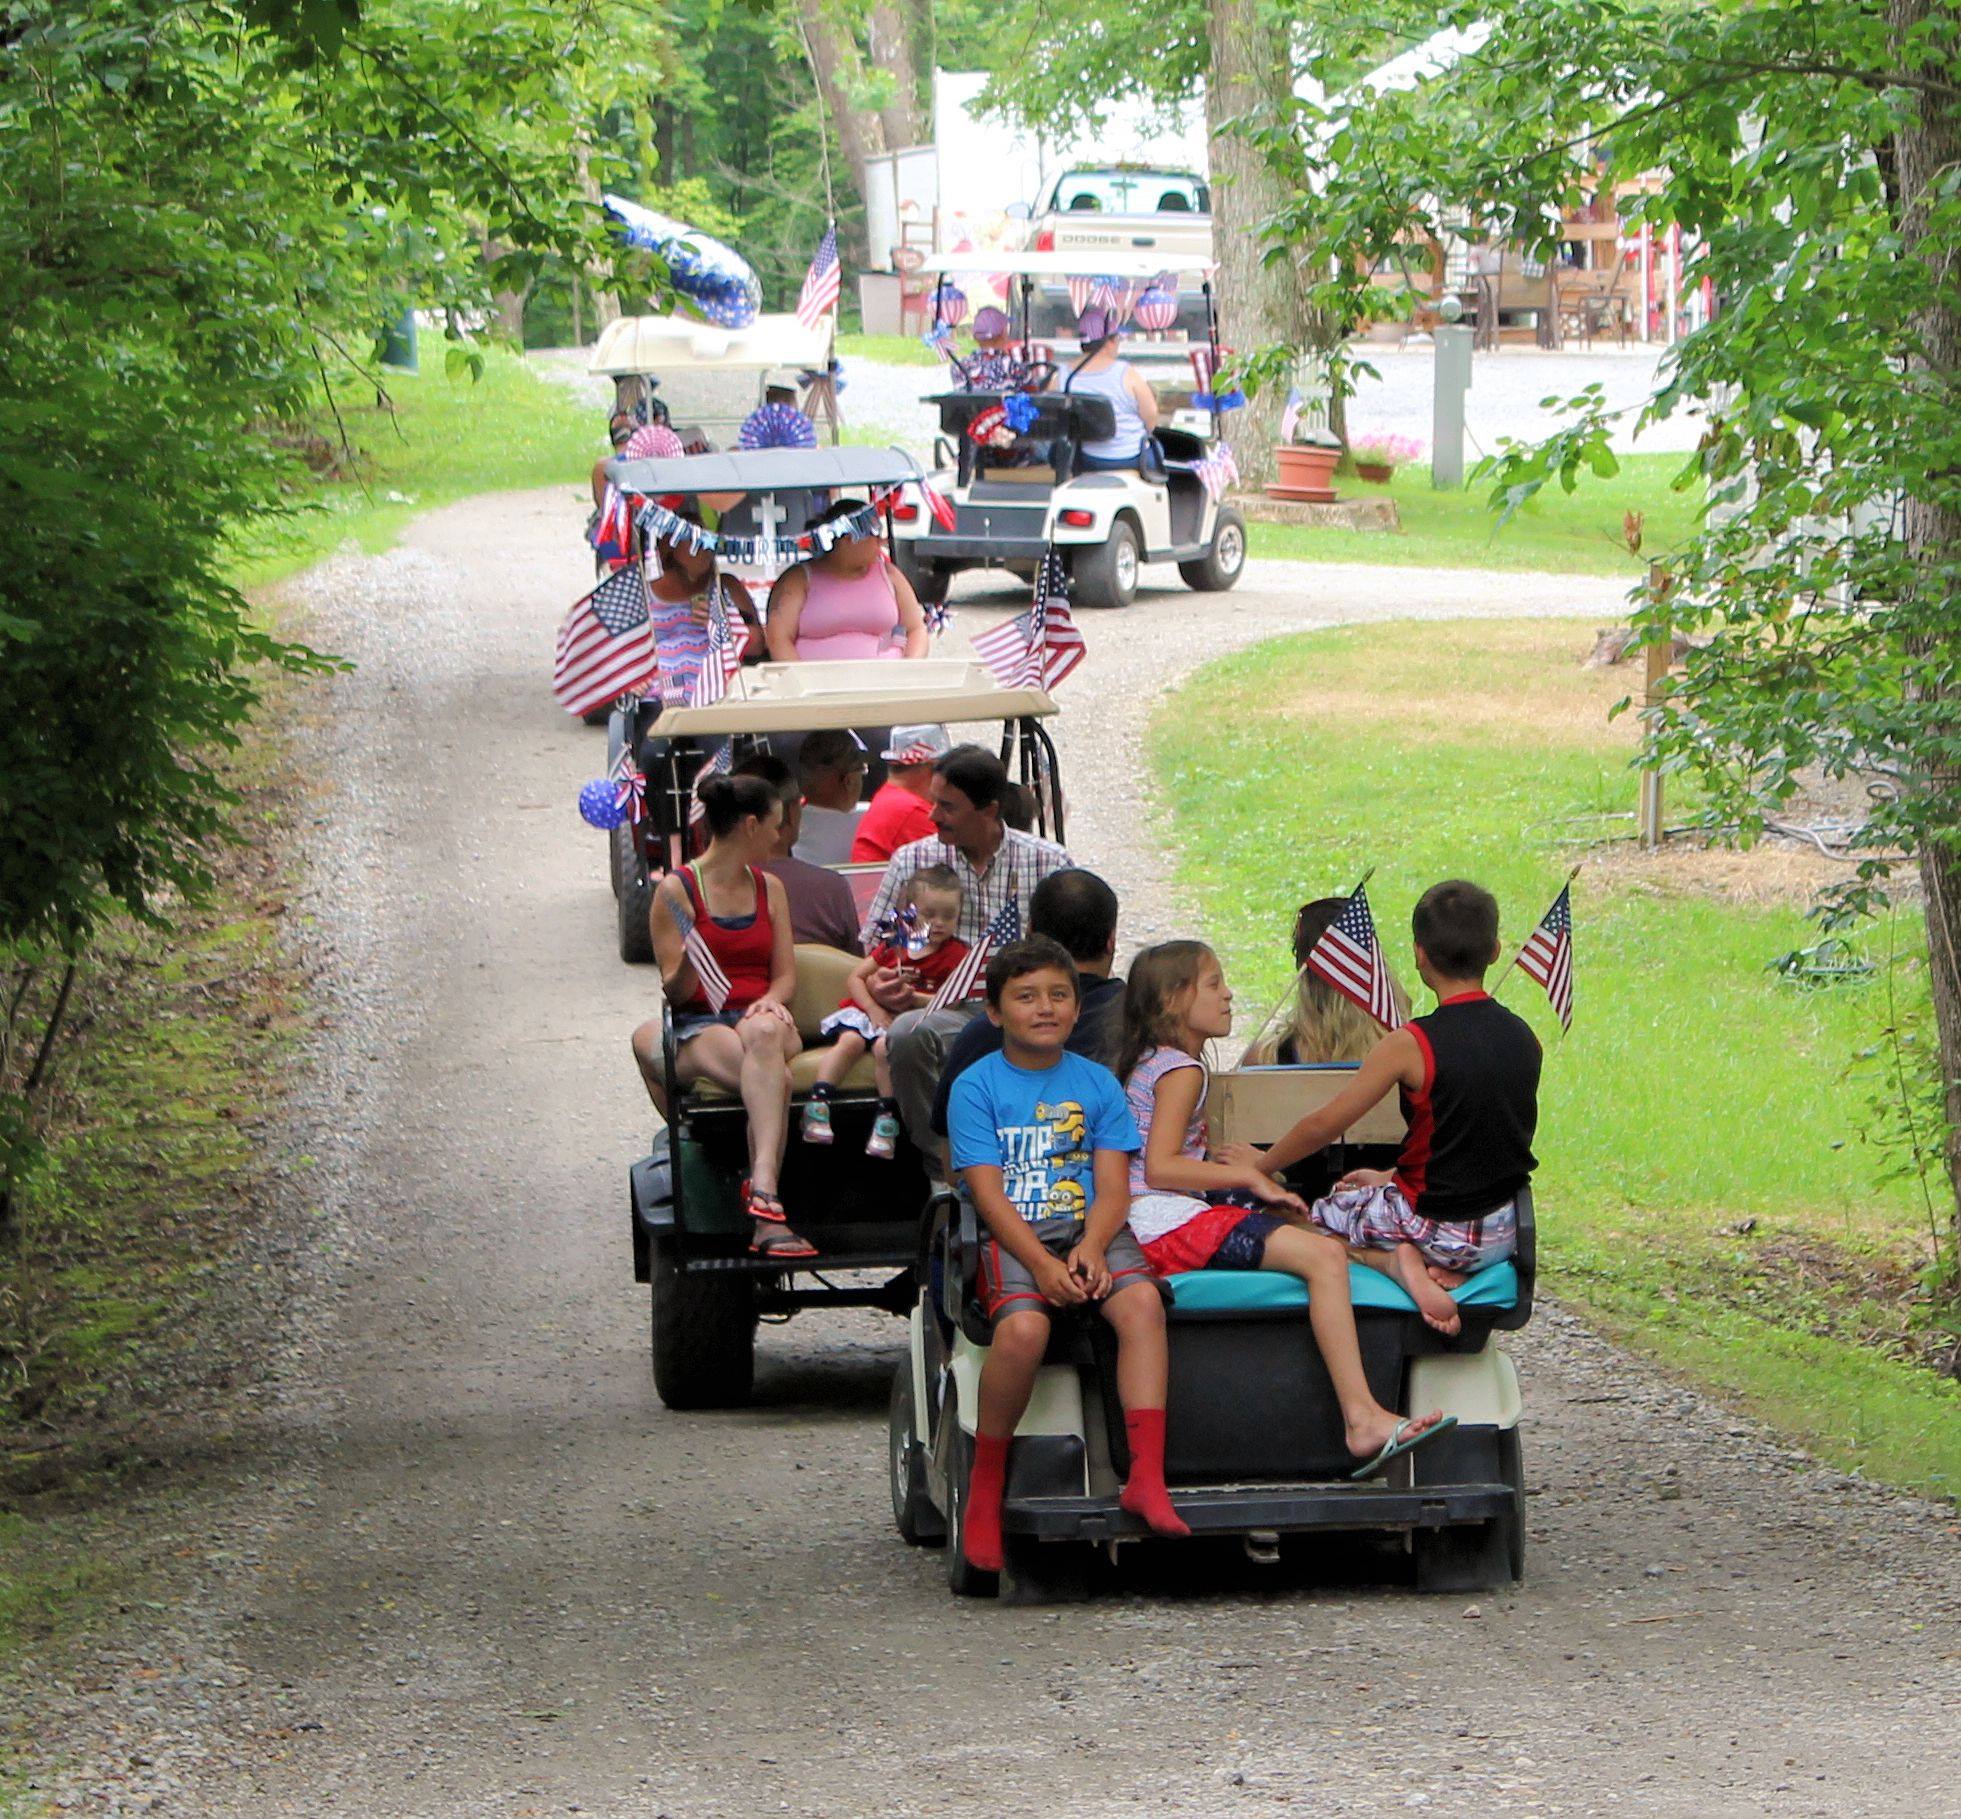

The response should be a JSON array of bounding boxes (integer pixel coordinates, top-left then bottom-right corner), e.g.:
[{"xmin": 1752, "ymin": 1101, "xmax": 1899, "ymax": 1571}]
[{"xmin": 28, "ymin": 491, "xmax": 1959, "ymax": 1818}]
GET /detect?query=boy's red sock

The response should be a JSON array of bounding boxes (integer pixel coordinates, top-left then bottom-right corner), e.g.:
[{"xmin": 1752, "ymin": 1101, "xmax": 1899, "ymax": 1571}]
[
  {"xmin": 962, "ymin": 1432, "xmax": 1011, "ymax": 1572},
  {"xmin": 1118, "ymin": 1408, "xmax": 1190, "ymax": 1538}
]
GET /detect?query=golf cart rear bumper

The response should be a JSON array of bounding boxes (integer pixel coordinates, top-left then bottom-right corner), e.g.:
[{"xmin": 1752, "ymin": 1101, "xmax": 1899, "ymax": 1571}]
[
  {"xmin": 1002, "ymin": 1480, "xmax": 1517, "ymax": 1541},
  {"xmin": 907, "ymin": 534, "xmax": 1052, "ymax": 562}
]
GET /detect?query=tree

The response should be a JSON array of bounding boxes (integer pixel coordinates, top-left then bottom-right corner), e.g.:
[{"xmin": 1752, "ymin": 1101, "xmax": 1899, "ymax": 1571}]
[{"xmin": 1251, "ymin": 0, "xmax": 1961, "ymax": 1278}]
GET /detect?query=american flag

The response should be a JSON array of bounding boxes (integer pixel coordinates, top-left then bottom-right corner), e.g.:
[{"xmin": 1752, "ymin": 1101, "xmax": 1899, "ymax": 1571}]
[
  {"xmin": 916, "ymin": 476, "xmax": 956, "ymax": 531},
  {"xmin": 794, "ymin": 224, "xmax": 841, "ymax": 331},
  {"xmin": 670, "ymin": 891, "xmax": 734, "ymax": 1012},
  {"xmin": 971, "ymin": 550, "xmax": 1085, "ymax": 692},
  {"xmin": 1279, "ymin": 388, "xmax": 1303, "ymax": 442},
  {"xmin": 1515, "ymin": 884, "xmax": 1574, "ymax": 1031},
  {"xmin": 687, "ymin": 581, "xmax": 745, "ymax": 709},
  {"xmin": 688, "ymin": 740, "xmax": 732, "ymax": 831},
  {"xmin": 1304, "ymin": 882, "xmax": 1406, "ymax": 1031},
  {"xmin": 927, "ymin": 901, "xmax": 1021, "ymax": 1013},
  {"xmin": 1193, "ymin": 441, "xmax": 1239, "ymax": 502},
  {"xmin": 553, "ymin": 562, "xmax": 657, "ymax": 718}
]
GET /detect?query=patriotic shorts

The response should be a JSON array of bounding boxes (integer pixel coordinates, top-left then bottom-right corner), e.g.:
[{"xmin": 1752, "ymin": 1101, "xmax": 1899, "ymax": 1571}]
[
  {"xmin": 819, "ymin": 1006, "xmax": 886, "ymax": 1044},
  {"xmin": 1308, "ymin": 1184, "xmax": 1516, "ymax": 1274},
  {"xmin": 1140, "ymin": 1204, "xmax": 1288, "ymax": 1276}
]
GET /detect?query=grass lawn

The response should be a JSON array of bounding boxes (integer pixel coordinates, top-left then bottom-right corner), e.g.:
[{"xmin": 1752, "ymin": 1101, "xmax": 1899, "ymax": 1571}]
[
  {"xmin": 1150, "ymin": 616, "xmax": 1959, "ymax": 1501},
  {"xmin": 836, "ymin": 332, "xmax": 946, "ymax": 368},
  {"xmin": 230, "ymin": 349, "xmax": 600, "ymax": 591},
  {"xmin": 1250, "ymin": 453, "xmax": 1701, "ymax": 577}
]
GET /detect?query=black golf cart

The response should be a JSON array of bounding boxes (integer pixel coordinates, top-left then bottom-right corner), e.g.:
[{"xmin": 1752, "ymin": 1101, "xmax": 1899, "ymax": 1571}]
[
  {"xmin": 888, "ymin": 1065, "xmax": 1533, "ymax": 1601},
  {"xmin": 625, "ymin": 663, "xmax": 1065, "ymax": 1409}
]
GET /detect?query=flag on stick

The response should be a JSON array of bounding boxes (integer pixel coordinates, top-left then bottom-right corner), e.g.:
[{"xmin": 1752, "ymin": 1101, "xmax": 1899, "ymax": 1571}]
[
  {"xmin": 688, "ymin": 741, "xmax": 733, "ymax": 831},
  {"xmin": 1514, "ymin": 882, "xmax": 1575, "ymax": 1031},
  {"xmin": 553, "ymin": 562, "xmax": 657, "ymax": 718},
  {"xmin": 669, "ymin": 892, "xmax": 734, "ymax": 1011},
  {"xmin": 970, "ymin": 549, "xmax": 1085, "ymax": 692},
  {"xmin": 687, "ymin": 581, "xmax": 745, "ymax": 708},
  {"xmin": 794, "ymin": 224, "xmax": 841, "ymax": 330},
  {"xmin": 1303, "ymin": 879, "xmax": 1405, "ymax": 1030},
  {"xmin": 928, "ymin": 901, "xmax": 1021, "ymax": 1013}
]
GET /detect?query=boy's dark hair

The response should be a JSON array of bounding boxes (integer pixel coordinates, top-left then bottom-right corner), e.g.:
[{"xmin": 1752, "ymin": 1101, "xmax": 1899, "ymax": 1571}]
[
  {"xmin": 1030, "ymin": 868, "xmax": 1118, "ymax": 964},
  {"xmin": 797, "ymin": 727, "xmax": 864, "ymax": 783},
  {"xmin": 902, "ymin": 862, "xmax": 961, "ymax": 905},
  {"xmin": 985, "ymin": 935, "xmax": 1080, "ymax": 1007},
  {"xmin": 732, "ymin": 749, "xmax": 797, "ymax": 809},
  {"xmin": 934, "ymin": 743, "xmax": 1011, "ymax": 814},
  {"xmin": 1411, "ymin": 879, "xmax": 1501, "ymax": 978}
]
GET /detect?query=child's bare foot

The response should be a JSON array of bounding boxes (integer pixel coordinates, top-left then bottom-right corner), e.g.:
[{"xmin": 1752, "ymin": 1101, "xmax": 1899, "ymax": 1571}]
[
  {"xmin": 1344, "ymin": 1404, "xmax": 1446, "ymax": 1461},
  {"xmin": 1425, "ymin": 1263, "xmax": 1467, "ymax": 1289},
  {"xmin": 1394, "ymin": 1246, "xmax": 1461, "ymax": 1335}
]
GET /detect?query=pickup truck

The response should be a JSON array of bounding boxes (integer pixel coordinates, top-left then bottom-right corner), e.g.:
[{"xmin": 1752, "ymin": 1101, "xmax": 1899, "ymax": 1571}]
[{"xmin": 1028, "ymin": 166, "xmax": 1213, "ymax": 261}]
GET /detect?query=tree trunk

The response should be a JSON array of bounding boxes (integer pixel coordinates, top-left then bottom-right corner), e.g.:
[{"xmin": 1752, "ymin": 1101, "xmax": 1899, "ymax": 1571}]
[
  {"xmin": 1205, "ymin": 0, "xmax": 1311, "ymax": 489},
  {"xmin": 867, "ymin": 1, "xmax": 927, "ymax": 155},
  {"xmin": 1890, "ymin": 0, "xmax": 1961, "ymax": 1263},
  {"xmin": 574, "ymin": 138, "xmax": 621, "ymax": 330},
  {"xmin": 797, "ymin": 0, "xmax": 885, "ymax": 261},
  {"xmin": 480, "ymin": 234, "xmax": 529, "ymax": 343}
]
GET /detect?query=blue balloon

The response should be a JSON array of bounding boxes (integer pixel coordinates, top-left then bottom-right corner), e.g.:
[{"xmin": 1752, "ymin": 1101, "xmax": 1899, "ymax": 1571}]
[
  {"xmin": 579, "ymin": 778, "xmax": 627, "ymax": 830},
  {"xmin": 602, "ymin": 195, "xmax": 761, "ymax": 330}
]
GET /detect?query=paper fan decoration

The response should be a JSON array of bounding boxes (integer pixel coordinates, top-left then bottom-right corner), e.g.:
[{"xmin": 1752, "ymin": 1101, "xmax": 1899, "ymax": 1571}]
[
  {"xmin": 623, "ymin": 423, "xmax": 686, "ymax": 461},
  {"xmin": 1133, "ymin": 287, "xmax": 1179, "ymax": 332},
  {"xmin": 736, "ymin": 402, "xmax": 817, "ymax": 450},
  {"xmin": 579, "ymin": 778, "xmax": 628, "ymax": 830}
]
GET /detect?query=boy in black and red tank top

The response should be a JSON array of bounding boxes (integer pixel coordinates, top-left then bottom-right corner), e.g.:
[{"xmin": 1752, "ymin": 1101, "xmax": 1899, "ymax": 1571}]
[{"xmin": 1232, "ymin": 881, "xmax": 1541, "ymax": 1336}]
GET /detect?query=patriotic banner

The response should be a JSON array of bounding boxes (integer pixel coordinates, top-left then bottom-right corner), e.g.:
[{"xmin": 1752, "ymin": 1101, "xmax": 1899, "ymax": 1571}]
[
  {"xmin": 1192, "ymin": 442, "xmax": 1239, "ymax": 503},
  {"xmin": 794, "ymin": 223, "xmax": 841, "ymax": 330},
  {"xmin": 1304, "ymin": 881, "xmax": 1406, "ymax": 1031},
  {"xmin": 1066, "ymin": 276, "xmax": 1097, "ymax": 320},
  {"xmin": 1514, "ymin": 883, "xmax": 1575, "ymax": 1031},
  {"xmin": 970, "ymin": 549, "xmax": 1086, "ymax": 692},
  {"xmin": 1092, "ymin": 277, "xmax": 1137, "ymax": 325},
  {"xmin": 636, "ymin": 498, "xmax": 882, "ymax": 564},
  {"xmin": 670, "ymin": 892, "xmax": 734, "ymax": 1011},
  {"xmin": 553, "ymin": 562, "xmax": 658, "ymax": 719},
  {"xmin": 928, "ymin": 901, "xmax": 1021, "ymax": 1012},
  {"xmin": 687, "ymin": 581, "xmax": 746, "ymax": 709}
]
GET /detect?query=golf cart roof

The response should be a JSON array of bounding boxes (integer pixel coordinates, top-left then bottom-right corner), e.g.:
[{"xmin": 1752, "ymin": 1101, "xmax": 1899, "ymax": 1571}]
[
  {"xmin": 658, "ymin": 659, "xmax": 1056, "ymax": 736},
  {"xmin": 607, "ymin": 446, "xmax": 923, "ymax": 496},
  {"xmin": 917, "ymin": 250, "xmax": 1217, "ymax": 281},
  {"xmin": 588, "ymin": 312, "xmax": 830, "ymax": 377}
]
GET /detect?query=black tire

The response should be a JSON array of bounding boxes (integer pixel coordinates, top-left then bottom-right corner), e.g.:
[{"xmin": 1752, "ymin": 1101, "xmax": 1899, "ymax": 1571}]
[
  {"xmin": 1178, "ymin": 505, "xmax": 1247, "ymax": 593},
  {"xmin": 1500, "ymin": 1425, "xmax": 1527, "ymax": 1585},
  {"xmin": 616, "ymin": 831, "xmax": 656, "ymax": 965},
  {"xmin": 1000, "ymin": 1536, "xmax": 1097, "ymax": 1605},
  {"xmin": 888, "ymin": 1363, "xmax": 947, "ymax": 1547},
  {"xmin": 582, "ymin": 701, "xmax": 613, "ymax": 728},
  {"xmin": 941, "ymin": 1395, "xmax": 997, "ymax": 1598},
  {"xmin": 1070, "ymin": 518, "xmax": 1141, "ymax": 610},
  {"xmin": 650, "ymin": 1242, "xmax": 755, "ymax": 1409},
  {"xmin": 1413, "ymin": 1428, "xmax": 1525, "ymax": 1593},
  {"xmin": 895, "ymin": 546, "xmax": 951, "ymax": 606}
]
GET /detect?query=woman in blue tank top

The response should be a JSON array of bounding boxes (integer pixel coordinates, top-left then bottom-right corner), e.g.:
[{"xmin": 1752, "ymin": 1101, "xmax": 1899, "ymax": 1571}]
[{"xmin": 1050, "ymin": 305, "xmax": 1160, "ymax": 470}]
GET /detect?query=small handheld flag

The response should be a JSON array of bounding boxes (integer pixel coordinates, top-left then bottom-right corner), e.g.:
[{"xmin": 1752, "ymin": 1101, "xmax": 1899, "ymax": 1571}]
[
  {"xmin": 669, "ymin": 891, "xmax": 734, "ymax": 1012},
  {"xmin": 1303, "ymin": 879, "xmax": 1405, "ymax": 1031},
  {"xmin": 928, "ymin": 901, "xmax": 1021, "ymax": 1013},
  {"xmin": 1513, "ymin": 882, "xmax": 1575, "ymax": 1031},
  {"xmin": 688, "ymin": 741, "xmax": 733, "ymax": 831},
  {"xmin": 687, "ymin": 581, "xmax": 745, "ymax": 709}
]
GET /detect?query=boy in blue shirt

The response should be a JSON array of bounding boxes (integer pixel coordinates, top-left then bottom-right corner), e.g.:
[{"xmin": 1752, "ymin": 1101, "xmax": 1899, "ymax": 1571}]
[{"xmin": 946, "ymin": 935, "xmax": 1189, "ymax": 1572}]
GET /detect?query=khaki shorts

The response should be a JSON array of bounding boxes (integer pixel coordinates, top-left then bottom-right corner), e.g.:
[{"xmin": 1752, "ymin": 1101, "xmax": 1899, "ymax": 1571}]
[{"xmin": 977, "ymin": 1214, "xmax": 1153, "ymax": 1319}]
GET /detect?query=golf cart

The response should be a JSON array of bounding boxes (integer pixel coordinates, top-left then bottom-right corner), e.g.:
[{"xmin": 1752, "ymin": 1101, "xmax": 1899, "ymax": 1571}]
[
  {"xmin": 600, "ymin": 444, "xmax": 927, "ymax": 961},
  {"xmin": 625, "ymin": 663, "xmax": 1065, "ymax": 1410},
  {"xmin": 889, "ymin": 1067, "xmax": 1532, "ymax": 1601},
  {"xmin": 887, "ymin": 252, "xmax": 1247, "ymax": 610}
]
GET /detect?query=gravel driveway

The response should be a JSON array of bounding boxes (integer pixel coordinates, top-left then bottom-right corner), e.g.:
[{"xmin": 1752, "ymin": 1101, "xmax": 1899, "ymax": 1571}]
[{"xmin": 24, "ymin": 490, "xmax": 1958, "ymax": 1819}]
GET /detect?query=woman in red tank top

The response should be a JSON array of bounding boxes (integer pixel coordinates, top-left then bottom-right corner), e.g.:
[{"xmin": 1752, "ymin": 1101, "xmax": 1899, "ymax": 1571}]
[{"xmin": 631, "ymin": 769, "xmax": 816, "ymax": 1260}]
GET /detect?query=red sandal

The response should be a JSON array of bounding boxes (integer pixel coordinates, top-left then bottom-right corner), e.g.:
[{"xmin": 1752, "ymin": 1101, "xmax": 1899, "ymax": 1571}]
[{"xmin": 744, "ymin": 1181, "xmax": 819, "ymax": 1260}]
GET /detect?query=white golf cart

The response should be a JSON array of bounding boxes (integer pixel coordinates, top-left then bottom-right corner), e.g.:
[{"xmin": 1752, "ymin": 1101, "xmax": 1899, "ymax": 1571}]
[{"xmin": 886, "ymin": 251, "xmax": 1247, "ymax": 610}]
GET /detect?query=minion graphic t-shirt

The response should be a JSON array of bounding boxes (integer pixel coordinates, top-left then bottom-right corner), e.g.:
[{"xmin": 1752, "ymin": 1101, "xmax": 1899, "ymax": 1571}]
[{"xmin": 947, "ymin": 1050, "xmax": 1140, "ymax": 1226}]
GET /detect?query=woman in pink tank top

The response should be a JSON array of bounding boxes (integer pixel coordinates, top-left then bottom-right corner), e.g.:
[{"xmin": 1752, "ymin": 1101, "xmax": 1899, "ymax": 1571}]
[{"xmin": 765, "ymin": 499, "xmax": 930, "ymax": 663}]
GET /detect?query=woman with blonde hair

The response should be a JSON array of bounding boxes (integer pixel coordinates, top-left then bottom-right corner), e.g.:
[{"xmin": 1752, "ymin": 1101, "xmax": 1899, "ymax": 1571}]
[{"xmin": 1243, "ymin": 898, "xmax": 1413, "ymax": 1065}]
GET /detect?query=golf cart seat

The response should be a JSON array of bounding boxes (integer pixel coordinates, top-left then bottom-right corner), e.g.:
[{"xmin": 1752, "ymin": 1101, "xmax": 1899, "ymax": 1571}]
[
  {"xmin": 1164, "ymin": 1258, "xmax": 1521, "ymax": 1317},
  {"xmin": 677, "ymin": 942, "xmax": 879, "ymax": 1100},
  {"xmin": 928, "ymin": 391, "xmax": 1116, "ymax": 489}
]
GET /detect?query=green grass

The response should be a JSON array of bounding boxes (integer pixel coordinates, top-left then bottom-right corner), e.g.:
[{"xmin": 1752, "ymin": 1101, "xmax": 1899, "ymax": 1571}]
[
  {"xmin": 230, "ymin": 349, "xmax": 600, "ymax": 591},
  {"xmin": 836, "ymin": 332, "xmax": 947, "ymax": 368},
  {"xmin": 1250, "ymin": 454, "xmax": 1701, "ymax": 576},
  {"xmin": 1150, "ymin": 616, "xmax": 1960, "ymax": 1500}
]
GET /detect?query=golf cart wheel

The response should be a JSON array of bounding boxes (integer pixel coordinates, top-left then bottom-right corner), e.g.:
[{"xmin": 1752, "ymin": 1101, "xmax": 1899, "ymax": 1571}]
[
  {"xmin": 888, "ymin": 1363, "xmax": 946, "ymax": 1547},
  {"xmin": 1071, "ymin": 518, "xmax": 1140, "ymax": 610},
  {"xmin": 895, "ymin": 547, "xmax": 951, "ymax": 606},
  {"xmin": 1178, "ymin": 506, "xmax": 1247, "ymax": 593},
  {"xmin": 615, "ymin": 829, "xmax": 656, "ymax": 965},
  {"xmin": 1413, "ymin": 1428, "xmax": 1525, "ymax": 1593},
  {"xmin": 582, "ymin": 703, "xmax": 612, "ymax": 728},
  {"xmin": 941, "ymin": 1392, "xmax": 997, "ymax": 1598},
  {"xmin": 650, "ymin": 1242, "xmax": 755, "ymax": 1410},
  {"xmin": 1000, "ymin": 1536, "xmax": 1097, "ymax": 1606}
]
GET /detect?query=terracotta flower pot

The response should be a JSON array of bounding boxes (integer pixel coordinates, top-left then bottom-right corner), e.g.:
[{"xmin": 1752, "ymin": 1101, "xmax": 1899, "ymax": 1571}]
[
  {"xmin": 1354, "ymin": 459, "xmax": 1395, "ymax": 484},
  {"xmin": 1268, "ymin": 443, "xmax": 1339, "ymax": 504}
]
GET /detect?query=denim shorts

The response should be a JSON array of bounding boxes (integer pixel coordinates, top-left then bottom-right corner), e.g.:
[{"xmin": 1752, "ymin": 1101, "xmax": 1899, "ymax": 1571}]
[{"xmin": 673, "ymin": 1006, "xmax": 745, "ymax": 1045}]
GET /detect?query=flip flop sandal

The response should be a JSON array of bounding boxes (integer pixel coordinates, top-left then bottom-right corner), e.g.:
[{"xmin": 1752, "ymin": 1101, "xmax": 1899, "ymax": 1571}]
[
  {"xmin": 744, "ymin": 1183, "xmax": 819, "ymax": 1260},
  {"xmin": 1348, "ymin": 1413, "xmax": 1459, "ymax": 1481}
]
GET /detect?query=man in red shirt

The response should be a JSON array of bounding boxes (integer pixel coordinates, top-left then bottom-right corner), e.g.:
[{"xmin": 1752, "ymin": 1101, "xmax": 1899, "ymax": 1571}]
[{"xmin": 849, "ymin": 723, "xmax": 949, "ymax": 863}]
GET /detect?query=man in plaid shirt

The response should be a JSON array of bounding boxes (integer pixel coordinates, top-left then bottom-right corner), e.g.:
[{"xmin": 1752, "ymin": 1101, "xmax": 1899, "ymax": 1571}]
[{"xmin": 863, "ymin": 746, "xmax": 1071, "ymax": 1153}]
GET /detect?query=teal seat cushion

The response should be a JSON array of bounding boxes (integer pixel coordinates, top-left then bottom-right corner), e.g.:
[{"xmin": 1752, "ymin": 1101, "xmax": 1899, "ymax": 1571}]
[{"xmin": 1165, "ymin": 1258, "xmax": 1518, "ymax": 1316}]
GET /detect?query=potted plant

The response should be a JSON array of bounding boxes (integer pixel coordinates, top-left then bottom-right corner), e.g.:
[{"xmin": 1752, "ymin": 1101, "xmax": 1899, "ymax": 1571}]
[
  {"xmin": 1351, "ymin": 434, "xmax": 1423, "ymax": 484},
  {"xmin": 1269, "ymin": 427, "xmax": 1341, "ymax": 503}
]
